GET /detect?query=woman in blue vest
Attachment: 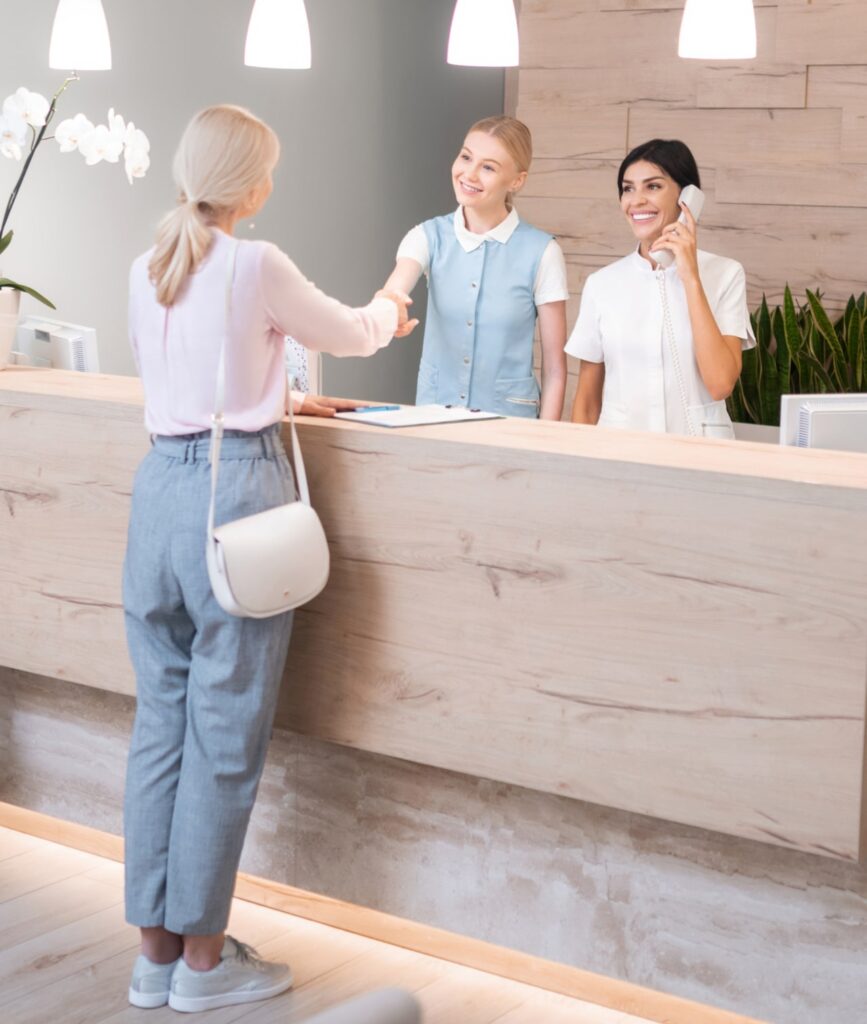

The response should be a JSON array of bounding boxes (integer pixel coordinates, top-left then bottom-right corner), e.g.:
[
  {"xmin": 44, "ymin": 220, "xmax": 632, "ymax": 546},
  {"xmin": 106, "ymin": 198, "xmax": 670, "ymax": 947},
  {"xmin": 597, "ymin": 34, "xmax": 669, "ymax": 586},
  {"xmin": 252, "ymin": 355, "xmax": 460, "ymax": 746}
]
[{"xmin": 381, "ymin": 116, "xmax": 568, "ymax": 419}]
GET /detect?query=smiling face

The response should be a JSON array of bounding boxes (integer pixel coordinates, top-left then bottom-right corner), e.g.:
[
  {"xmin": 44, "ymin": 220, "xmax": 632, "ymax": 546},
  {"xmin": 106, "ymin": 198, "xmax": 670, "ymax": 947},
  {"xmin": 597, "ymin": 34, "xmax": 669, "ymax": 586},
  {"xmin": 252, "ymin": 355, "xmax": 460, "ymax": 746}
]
[
  {"xmin": 451, "ymin": 131, "xmax": 527, "ymax": 215},
  {"xmin": 619, "ymin": 160, "xmax": 682, "ymax": 247}
]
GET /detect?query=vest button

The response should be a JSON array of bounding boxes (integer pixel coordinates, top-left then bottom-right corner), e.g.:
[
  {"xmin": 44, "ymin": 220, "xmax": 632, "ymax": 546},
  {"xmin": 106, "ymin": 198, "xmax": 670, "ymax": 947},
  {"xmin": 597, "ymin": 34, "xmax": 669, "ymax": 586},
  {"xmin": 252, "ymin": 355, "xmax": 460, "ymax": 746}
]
[
  {"xmin": 463, "ymin": 357, "xmax": 470, "ymax": 364},
  {"xmin": 466, "ymin": 319, "xmax": 473, "ymax": 327},
  {"xmin": 471, "ymin": 282, "xmax": 478, "ymax": 288},
  {"xmin": 460, "ymin": 394, "xmax": 466, "ymax": 400}
]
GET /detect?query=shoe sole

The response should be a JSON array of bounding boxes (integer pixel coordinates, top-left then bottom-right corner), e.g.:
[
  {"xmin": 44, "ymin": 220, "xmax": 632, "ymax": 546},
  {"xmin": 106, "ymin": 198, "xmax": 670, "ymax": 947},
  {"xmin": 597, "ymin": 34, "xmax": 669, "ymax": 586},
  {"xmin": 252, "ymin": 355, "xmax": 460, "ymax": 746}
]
[
  {"xmin": 168, "ymin": 972, "xmax": 293, "ymax": 1013},
  {"xmin": 128, "ymin": 986, "xmax": 170, "ymax": 1009}
]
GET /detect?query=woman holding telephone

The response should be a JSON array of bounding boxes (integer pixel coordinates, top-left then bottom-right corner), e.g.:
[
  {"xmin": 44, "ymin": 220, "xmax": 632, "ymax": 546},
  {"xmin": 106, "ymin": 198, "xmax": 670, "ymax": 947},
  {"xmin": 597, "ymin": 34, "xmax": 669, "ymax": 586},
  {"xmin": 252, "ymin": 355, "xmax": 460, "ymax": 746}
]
[{"xmin": 569, "ymin": 139, "xmax": 754, "ymax": 437}]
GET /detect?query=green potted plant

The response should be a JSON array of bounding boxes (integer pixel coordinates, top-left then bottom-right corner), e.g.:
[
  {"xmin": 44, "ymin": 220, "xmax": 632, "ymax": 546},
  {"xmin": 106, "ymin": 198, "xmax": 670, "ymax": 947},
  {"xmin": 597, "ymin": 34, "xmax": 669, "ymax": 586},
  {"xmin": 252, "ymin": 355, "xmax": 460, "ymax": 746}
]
[{"xmin": 728, "ymin": 288, "xmax": 867, "ymax": 429}]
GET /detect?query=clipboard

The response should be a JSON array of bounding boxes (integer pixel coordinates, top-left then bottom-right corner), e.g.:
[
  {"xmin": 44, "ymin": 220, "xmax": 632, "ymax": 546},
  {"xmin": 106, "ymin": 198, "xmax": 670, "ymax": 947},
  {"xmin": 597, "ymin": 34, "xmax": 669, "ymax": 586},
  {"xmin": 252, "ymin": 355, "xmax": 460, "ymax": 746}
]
[{"xmin": 334, "ymin": 404, "xmax": 504, "ymax": 428}]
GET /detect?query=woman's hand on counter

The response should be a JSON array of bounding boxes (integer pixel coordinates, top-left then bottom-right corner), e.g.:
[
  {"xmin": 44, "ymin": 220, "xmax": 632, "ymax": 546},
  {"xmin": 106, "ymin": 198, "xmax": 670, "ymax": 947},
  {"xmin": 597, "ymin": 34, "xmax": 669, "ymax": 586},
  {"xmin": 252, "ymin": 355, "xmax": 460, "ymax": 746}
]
[{"xmin": 296, "ymin": 394, "xmax": 370, "ymax": 418}]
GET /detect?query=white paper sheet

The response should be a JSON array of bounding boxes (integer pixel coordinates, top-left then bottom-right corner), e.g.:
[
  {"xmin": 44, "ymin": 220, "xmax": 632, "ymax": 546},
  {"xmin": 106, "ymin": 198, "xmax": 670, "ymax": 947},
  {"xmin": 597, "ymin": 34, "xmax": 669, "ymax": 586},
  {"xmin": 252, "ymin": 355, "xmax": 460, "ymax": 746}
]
[{"xmin": 334, "ymin": 404, "xmax": 503, "ymax": 428}]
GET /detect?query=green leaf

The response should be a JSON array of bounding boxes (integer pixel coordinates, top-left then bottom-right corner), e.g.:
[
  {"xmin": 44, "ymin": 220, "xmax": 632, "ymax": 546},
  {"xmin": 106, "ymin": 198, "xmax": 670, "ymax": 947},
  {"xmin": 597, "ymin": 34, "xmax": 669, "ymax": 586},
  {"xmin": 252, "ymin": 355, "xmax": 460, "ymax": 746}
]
[
  {"xmin": 740, "ymin": 345, "xmax": 760, "ymax": 423},
  {"xmin": 757, "ymin": 295, "xmax": 772, "ymax": 352},
  {"xmin": 0, "ymin": 230, "xmax": 12, "ymax": 257},
  {"xmin": 806, "ymin": 289, "xmax": 847, "ymax": 387},
  {"xmin": 798, "ymin": 350, "xmax": 835, "ymax": 392},
  {"xmin": 0, "ymin": 279, "xmax": 56, "ymax": 309},
  {"xmin": 772, "ymin": 307, "xmax": 791, "ymax": 392},
  {"xmin": 782, "ymin": 286, "xmax": 804, "ymax": 358},
  {"xmin": 758, "ymin": 321, "xmax": 781, "ymax": 425},
  {"xmin": 843, "ymin": 300, "xmax": 861, "ymax": 388}
]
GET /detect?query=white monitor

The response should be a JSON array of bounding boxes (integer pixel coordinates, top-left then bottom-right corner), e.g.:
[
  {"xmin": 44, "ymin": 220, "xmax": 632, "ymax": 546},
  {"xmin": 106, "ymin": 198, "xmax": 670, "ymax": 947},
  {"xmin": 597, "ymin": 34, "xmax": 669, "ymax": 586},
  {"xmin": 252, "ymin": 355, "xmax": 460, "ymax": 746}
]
[
  {"xmin": 779, "ymin": 393, "xmax": 867, "ymax": 453},
  {"xmin": 13, "ymin": 315, "xmax": 99, "ymax": 372}
]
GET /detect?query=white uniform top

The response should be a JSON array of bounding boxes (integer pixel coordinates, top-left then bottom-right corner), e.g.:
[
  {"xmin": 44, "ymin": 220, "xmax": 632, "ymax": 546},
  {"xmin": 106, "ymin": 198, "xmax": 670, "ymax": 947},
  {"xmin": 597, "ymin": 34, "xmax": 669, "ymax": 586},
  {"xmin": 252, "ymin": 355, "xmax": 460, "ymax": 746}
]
[
  {"xmin": 566, "ymin": 248, "xmax": 755, "ymax": 436},
  {"xmin": 397, "ymin": 207, "xmax": 569, "ymax": 306}
]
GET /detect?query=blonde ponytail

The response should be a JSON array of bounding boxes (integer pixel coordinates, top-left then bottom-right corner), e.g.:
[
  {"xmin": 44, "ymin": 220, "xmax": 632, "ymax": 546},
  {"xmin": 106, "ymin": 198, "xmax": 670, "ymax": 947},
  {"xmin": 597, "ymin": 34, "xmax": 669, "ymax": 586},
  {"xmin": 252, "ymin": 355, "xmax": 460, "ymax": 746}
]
[
  {"xmin": 148, "ymin": 105, "xmax": 280, "ymax": 307},
  {"xmin": 150, "ymin": 200, "xmax": 213, "ymax": 307}
]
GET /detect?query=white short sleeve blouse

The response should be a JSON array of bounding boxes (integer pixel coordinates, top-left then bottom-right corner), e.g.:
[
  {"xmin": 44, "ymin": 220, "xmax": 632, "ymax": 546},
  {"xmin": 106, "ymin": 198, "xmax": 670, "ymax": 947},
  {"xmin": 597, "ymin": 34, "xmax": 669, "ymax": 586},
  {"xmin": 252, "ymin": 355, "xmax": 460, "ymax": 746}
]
[{"xmin": 566, "ymin": 248, "xmax": 755, "ymax": 436}]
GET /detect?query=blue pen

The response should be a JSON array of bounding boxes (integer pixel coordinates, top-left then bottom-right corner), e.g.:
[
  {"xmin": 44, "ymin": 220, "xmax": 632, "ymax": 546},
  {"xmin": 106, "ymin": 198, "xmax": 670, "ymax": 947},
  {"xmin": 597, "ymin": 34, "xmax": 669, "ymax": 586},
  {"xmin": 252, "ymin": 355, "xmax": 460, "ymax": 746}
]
[{"xmin": 351, "ymin": 405, "xmax": 401, "ymax": 413}]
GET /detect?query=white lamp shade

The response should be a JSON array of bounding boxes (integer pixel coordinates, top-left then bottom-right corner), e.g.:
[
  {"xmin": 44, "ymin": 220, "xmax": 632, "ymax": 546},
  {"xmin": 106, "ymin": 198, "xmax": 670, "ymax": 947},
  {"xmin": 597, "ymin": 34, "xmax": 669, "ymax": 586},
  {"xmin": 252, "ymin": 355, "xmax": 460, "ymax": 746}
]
[
  {"xmin": 447, "ymin": 0, "xmax": 519, "ymax": 68},
  {"xmin": 49, "ymin": 0, "xmax": 112, "ymax": 71},
  {"xmin": 245, "ymin": 0, "xmax": 312, "ymax": 69},
  {"xmin": 678, "ymin": 0, "xmax": 757, "ymax": 60}
]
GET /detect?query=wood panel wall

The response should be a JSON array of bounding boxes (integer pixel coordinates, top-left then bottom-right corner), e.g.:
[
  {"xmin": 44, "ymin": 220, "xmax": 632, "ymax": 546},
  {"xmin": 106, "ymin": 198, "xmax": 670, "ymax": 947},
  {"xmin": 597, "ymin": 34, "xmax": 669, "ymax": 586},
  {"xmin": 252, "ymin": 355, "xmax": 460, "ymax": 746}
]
[{"xmin": 514, "ymin": 0, "xmax": 867, "ymax": 410}]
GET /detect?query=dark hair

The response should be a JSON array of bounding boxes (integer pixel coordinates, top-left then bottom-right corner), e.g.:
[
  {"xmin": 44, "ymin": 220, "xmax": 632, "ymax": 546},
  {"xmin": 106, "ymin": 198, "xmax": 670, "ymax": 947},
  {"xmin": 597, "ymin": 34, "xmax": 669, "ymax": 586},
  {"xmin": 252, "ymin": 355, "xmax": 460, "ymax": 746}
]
[{"xmin": 617, "ymin": 139, "xmax": 701, "ymax": 197}]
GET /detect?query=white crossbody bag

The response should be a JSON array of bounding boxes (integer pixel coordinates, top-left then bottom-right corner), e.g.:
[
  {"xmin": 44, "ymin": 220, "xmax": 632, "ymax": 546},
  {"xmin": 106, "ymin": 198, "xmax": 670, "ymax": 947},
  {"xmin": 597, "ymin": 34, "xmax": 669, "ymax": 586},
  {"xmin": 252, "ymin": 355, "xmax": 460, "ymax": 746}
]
[{"xmin": 205, "ymin": 241, "xmax": 330, "ymax": 618}]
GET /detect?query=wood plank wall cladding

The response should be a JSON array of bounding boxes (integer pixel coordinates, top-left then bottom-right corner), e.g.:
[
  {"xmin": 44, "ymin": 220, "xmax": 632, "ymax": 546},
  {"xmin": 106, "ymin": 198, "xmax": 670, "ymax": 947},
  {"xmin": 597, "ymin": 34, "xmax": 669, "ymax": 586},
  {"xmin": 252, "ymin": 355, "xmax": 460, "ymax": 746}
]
[{"xmin": 515, "ymin": 0, "xmax": 867, "ymax": 409}]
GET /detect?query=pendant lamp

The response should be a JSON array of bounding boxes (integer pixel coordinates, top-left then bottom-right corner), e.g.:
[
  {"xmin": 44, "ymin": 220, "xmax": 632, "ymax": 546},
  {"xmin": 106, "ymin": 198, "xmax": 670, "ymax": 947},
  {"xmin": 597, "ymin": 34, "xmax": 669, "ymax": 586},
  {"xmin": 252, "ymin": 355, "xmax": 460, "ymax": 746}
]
[
  {"xmin": 678, "ymin": 0, "xmax": 757, "ymax": 60},
  {"xmin": 245, "ymin": 0, "xmax": 312, "ymax": 69},
  {"xmin": 447, "ymin": 0, "xmax": 519, "ymax": 68},
  {"xmin": 49, "ymin": 0, "xmax": 112, "ymax": 70}
]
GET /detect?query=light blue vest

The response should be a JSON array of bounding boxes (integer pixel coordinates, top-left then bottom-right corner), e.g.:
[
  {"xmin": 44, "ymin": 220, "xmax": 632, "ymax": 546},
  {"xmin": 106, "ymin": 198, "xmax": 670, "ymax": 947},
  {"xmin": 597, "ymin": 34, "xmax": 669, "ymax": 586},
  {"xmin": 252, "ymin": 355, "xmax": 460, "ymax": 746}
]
[{"xmin": 416, "ymin": 214, "xmax": 552, "ymax": 418}]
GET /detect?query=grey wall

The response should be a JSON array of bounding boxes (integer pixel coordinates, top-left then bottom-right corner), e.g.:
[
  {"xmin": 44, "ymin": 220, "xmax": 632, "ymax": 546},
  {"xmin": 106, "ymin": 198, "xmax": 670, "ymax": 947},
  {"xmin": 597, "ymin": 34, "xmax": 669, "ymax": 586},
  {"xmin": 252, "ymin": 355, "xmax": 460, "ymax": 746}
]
[{"xmin": 0, "ymin": 0, "xmax": 504, "ymax": 401}]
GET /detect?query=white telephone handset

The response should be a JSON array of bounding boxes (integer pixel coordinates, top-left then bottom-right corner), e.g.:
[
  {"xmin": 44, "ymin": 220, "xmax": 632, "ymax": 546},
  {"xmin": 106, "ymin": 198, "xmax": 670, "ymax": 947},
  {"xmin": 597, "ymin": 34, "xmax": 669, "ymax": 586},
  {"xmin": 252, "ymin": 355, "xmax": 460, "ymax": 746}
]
[{"xmin": 653, "ymin": 184, "xmax": 705, "ymax": 269}]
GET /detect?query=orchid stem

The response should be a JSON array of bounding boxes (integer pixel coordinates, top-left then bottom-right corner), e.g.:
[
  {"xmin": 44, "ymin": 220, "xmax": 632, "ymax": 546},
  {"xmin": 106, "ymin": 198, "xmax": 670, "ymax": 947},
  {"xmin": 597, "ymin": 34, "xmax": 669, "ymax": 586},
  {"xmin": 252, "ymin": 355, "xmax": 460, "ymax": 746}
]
[{"xmin": 0, "ymin": 73, "xmax": 80, "ymax": 242}]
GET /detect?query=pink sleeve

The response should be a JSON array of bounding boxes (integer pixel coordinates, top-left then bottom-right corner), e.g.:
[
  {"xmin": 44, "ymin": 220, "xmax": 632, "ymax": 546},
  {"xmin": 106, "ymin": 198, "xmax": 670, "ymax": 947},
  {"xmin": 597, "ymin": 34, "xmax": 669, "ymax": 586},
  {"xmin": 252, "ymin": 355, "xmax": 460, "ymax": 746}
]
[{"xmin": 259, "ymin": 243, "xmax": 397, "ymax": 357}]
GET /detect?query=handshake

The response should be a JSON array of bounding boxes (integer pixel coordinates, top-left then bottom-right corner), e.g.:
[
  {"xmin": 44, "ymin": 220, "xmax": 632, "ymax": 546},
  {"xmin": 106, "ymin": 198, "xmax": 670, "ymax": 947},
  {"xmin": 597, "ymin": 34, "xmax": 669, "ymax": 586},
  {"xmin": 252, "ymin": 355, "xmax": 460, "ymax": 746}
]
[{"xmin": 374, "ymin": 289, "xmax": 419, "ymax": 339}]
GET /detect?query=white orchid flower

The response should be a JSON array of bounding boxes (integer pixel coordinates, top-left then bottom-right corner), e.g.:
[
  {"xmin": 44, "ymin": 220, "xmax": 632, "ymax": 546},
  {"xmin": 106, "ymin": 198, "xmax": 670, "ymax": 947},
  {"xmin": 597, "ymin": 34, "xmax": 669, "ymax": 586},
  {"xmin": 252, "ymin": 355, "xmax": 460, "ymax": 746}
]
[
  {"xmin": 0, "ymin": 111, "xmax": 28, "ymax": 160},
  {"xmin": 3, "ymin": 87, "xmax": 50, "ymax": 129},
  {"xmin": 124, "ymin": 144, "xmax": 150, "ymax": 185},
  {"xmin": 78, "ymin": 123, "xmax": 123, "ymax": 165},
  {"xmin": 124, "ymin": 122, "xmax": 150, "ymax": 154},
  {"xmin": 122, "ymin": 124, "xmax": 151, "ymax": 184},
  {"xmin": 55, "ymin": 113, "xmax": 95, "ymax": 153},
  {"xmin": 123, "ymin": 126, "xmax": 150, "ymax": 182},
  {"xmin": 107, "ymin": 107, "xmax": 126, "ymax": 145}
]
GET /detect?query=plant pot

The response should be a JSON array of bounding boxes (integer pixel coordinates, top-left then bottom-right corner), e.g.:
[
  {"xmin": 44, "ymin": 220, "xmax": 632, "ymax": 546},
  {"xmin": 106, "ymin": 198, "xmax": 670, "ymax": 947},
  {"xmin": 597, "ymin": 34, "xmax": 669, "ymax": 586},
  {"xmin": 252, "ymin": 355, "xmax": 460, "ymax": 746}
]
[{"xmin": 0, "ymin": 288, "xmax": 21, "ymax": 369}]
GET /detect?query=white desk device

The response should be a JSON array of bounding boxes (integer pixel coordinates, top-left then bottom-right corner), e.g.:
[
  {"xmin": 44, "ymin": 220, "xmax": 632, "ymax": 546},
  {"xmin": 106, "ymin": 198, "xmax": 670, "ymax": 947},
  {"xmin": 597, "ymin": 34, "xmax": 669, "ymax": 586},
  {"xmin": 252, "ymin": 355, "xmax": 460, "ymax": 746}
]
[
  {"xmin": 653, "ymin": 184, "xmax": 706, "ymax": 269},
  {"xmin": 779, "ymin": 393, "xmax": 867, "ymax": 453},
  {"xmin": 13, "ymin": 315, "xmax": 99, "ymax": 372}
]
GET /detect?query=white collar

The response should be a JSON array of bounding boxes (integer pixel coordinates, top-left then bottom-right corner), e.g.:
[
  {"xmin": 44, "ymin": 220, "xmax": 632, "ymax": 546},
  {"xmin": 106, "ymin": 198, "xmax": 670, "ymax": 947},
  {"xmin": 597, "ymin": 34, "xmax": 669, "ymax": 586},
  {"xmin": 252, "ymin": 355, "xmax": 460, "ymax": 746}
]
[
  {"xmin": 630, "ymin": 243, "xmax": 679, "ymax": 275},
  {"xmin": 453, "ymin": 206, "xmax": 520, "ymax": 252}
]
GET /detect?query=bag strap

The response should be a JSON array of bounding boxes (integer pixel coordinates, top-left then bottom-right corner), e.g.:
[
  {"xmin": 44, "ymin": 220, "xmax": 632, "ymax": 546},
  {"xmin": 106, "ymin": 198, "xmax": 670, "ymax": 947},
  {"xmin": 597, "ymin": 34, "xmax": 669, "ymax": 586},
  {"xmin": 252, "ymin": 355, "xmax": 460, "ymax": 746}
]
[
  {"xmin": 208, "ymin": 240, "xmax": 312, "ymax": 545},
  {"xmin": 656, "ymin": 267, "xmax": 697, "ymax": 438}
]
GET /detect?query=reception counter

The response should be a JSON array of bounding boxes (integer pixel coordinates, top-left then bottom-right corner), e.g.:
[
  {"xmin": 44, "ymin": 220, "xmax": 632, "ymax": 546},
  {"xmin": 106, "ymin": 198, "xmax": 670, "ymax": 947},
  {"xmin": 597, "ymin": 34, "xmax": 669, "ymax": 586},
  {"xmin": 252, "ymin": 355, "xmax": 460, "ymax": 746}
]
[{"xmin": 2, "ymin": 367, "xmax": 867, "ymax": 862}]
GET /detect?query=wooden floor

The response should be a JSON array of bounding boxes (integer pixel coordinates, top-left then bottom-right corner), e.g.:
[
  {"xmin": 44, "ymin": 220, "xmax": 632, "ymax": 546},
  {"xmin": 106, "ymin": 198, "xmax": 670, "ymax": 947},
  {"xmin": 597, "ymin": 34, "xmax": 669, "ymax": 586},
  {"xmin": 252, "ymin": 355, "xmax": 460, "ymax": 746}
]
[{"xmin": 0, "ymin": 827, "xmax": 653, "ymax": 1024}]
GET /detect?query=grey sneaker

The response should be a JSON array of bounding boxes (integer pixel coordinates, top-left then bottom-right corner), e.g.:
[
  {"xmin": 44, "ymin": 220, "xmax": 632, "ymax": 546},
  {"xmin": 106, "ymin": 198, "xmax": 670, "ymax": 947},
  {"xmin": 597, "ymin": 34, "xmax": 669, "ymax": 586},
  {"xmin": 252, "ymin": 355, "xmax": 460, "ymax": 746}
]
[
  {"xmin": 128, "ymin": 954, "xmax": 179, "ymax": 1008},
  {"xmin": 168, "ymin": 936, "xmax": 293, "ymax": 1013}
]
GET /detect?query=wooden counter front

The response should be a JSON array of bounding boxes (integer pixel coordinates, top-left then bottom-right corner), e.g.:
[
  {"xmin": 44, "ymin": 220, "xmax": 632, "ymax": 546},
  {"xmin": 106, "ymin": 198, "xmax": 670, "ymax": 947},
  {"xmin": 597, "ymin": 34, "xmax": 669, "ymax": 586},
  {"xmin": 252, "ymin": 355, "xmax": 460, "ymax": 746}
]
[{"xmin": 2, "ymin": 367, "xmax": 866, "ymax": 860}]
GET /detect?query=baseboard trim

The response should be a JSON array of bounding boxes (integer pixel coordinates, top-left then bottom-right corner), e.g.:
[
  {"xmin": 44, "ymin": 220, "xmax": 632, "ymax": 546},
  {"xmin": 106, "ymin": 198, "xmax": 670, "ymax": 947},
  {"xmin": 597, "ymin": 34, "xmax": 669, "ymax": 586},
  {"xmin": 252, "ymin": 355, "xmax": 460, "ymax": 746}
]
[{"xmin": 0, "ymin": 801, "xmax": 766, "ymax": 1024}]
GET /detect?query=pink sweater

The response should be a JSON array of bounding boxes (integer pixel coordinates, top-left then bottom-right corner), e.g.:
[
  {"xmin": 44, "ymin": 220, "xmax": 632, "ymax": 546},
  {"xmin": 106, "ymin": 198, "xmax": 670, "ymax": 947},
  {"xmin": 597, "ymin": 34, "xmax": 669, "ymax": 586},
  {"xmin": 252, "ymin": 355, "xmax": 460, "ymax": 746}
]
[{"xmin": 128, "ymin": 230, "xmax": 397, "ymax": 435}]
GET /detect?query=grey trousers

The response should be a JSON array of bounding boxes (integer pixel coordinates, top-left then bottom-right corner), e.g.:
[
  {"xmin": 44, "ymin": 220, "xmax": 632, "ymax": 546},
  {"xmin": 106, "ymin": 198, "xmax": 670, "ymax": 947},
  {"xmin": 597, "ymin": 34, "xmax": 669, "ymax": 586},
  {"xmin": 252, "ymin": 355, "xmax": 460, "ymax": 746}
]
[{"xmin": 123, "ymin": 424, "xmax": 294, "ymax": 935}]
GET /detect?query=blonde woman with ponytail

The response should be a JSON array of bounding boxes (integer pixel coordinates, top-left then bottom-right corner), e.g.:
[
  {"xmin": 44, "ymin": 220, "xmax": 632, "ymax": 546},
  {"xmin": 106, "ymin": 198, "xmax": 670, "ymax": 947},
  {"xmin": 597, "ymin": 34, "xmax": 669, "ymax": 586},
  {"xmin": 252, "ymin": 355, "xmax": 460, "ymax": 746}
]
[
  {"xmin": 123, "ymin": 105, "xmax": 408, "ymax": 1014},
  {"xmin": 381, "ymin": 115, "xmax": 568, "ymax": 420}
]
